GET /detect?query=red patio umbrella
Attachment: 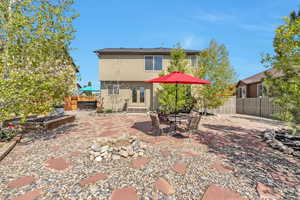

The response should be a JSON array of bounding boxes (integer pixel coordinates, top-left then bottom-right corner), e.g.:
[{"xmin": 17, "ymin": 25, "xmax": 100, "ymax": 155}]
[{"xmin": 146, "ymin": 71, "xmax": 211, "ymax": 132}]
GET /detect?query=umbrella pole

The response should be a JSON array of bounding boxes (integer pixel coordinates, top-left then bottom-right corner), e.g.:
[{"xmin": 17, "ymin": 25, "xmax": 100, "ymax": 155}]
[{"xmin": 175, "ymin": 83, "xmax": 177, "ymax": 133}]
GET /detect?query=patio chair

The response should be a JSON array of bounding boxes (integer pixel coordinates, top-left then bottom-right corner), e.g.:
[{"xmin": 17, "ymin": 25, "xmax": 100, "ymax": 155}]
[
  {"xmin": 186, "ymin": 114, "xmax": 202, "ymax": 137},
  {"xmin": 189, "ymin": 109, "xmax": 199, "ymax": 116},
  {"xmin": 149, "ymin": 112, "xmax": 170, "ymax": 136},
  {"xmin": 176, "ymin": 110, "xmax": 198, "ymax": 130}
]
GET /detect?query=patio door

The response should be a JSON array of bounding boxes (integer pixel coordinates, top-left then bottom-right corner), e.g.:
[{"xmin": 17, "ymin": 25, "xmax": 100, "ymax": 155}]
[{"xmin": 130, "ymin": 87, "xmax": 146, "ymax": 107}]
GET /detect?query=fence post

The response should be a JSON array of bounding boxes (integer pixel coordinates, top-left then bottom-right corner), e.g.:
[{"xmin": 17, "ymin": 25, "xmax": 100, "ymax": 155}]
[
  {"xmin": 259, "ymin": 96, "xmax": 262, "ymax": 118},
  {"xmin": 242, "ymin": 98, "xmax": 245, "ymax": 114}
]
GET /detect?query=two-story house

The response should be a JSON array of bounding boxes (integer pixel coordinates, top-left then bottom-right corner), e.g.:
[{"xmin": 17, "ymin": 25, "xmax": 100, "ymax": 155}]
[
  {"xmin": 236, "ymin": 68, "xmax": 283, "ymax": 98},
  {"xmin": 94, "ymin": 48, "xmax": 200, "ymax": 112}
]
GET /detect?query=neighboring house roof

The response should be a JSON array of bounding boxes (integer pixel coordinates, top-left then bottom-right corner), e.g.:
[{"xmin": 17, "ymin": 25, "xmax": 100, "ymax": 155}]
[
  {"xmin": 237, "ymin": 68, "xmax": 283, "ymax": 87},
  {"xmin": 94, "ymin": 48, "xmax": 201, "ymax": 56}
]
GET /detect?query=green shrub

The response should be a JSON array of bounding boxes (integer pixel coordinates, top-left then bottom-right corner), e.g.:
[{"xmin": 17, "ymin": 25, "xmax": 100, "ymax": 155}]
[
  {"xmin": 96, "ymin": 109, "xmax": 104, "ymax": 113},
  {"xmin": 104, "ymin": 109, "xmax": 113, "ymax": 113},
  {"xmin": 0, "ymin": 128, "xmax": 20, "ymax": 142}
]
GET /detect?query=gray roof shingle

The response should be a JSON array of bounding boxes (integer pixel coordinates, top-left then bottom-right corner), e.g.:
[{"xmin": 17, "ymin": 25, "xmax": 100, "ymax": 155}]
[{"xmin": 239, "ymin": 68, "xmax": 283, "ymax": 85}]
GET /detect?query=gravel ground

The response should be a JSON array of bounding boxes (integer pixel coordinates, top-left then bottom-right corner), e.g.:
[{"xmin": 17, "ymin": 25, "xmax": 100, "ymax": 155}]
[{"xmin": 0, "ymin": 111, "xmax": 299, "ymax": 200}]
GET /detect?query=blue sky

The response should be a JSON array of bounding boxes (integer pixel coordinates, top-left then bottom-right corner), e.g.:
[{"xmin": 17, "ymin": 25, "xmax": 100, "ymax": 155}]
[{"xmin": 71, "ymin": 0, "xmax": 299, "ymax": 87}]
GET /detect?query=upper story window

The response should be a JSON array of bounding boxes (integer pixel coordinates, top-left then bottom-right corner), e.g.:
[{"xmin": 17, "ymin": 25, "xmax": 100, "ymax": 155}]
[
  {"xmin": 189, "ymin": 55, "xmax": 198, "ymax": 67},
  {"xmin": 108, "ymin": 84, "xmax": 119, "ymax": 95},
  {"xmin": 145, "ymin": 56, "xmax": 163, "ymax": 71}
]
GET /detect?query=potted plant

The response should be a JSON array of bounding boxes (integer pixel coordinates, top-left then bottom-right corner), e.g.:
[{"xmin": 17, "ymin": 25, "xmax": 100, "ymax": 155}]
[{"xmin": 54, "ymin": 101, "xmax": 65, "ymax": 115}]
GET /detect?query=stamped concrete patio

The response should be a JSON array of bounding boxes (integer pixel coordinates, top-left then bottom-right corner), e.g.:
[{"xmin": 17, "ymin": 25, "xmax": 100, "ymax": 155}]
[{"xmin": 0, "ymin": 111, "xmax": 299, "ymax": 200}]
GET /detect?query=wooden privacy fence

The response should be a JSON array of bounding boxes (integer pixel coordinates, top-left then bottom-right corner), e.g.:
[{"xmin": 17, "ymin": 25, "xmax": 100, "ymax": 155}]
[
  {"xmin": 64, "ymin": 96, "xmax": 97, "ymax": 111},
  {"xmin": 207, "ymin": 96, "xmax": 236, "ymax": 114},
  {"xmin": 236, "ymin": 97, "xmax": 282, "ymax": 118}
]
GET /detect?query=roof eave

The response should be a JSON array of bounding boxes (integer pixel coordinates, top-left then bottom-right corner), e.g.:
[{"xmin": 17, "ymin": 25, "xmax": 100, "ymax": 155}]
[{"xmin": 94, "ymin": 51, "xmax": 200, "ymax": 56}]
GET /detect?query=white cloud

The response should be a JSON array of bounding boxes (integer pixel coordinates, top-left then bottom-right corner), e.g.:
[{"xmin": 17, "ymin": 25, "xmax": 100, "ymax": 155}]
[
  {"xmin": 240, "ymin": 24, "xmax": 277, "ymax": 33},
  {"xmin": 190, "ymin": 10, "xmax": 278, "ymax": 34},
  {"xmin": 181, "ymin": 35, "xmax": 205, "ymax": 49},
  {"xmin": 182, "ymin": 35, "xmax": 194, "ymax": 48},
  {"xmin": 193, "ymin": 11, "xmax": 235, "ymax": 23}
]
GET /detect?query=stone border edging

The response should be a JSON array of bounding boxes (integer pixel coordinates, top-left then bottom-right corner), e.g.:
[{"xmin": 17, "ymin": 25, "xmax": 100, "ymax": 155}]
[
  {"xmin": 0, "ymin": 134, "xmax": 22, "ymax": 162},
  {"xmin": 263, "ymin": 129, "xmax": 300, "ymax": 158}
]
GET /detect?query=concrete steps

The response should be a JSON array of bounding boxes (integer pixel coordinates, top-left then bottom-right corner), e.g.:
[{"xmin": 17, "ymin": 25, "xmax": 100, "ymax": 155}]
[{"xmin": 127, "ymin": 107, "xmax": 148, "ymax": 113}]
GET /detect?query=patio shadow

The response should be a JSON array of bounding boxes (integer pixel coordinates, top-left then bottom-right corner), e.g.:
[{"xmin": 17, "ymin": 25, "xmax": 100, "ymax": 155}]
[
  {"xmin": 131, "ymin": 121, "xmax": 153, "ymax": 136},
  {"xmin": 131, "ymin": 121, "xmax": 184, "ymax": 138},
  {"xmin": 192, "ymin": 124, "xmax": 299, "ymax": 196},
  {"xmin": 21, "ymin": 123, "xmax": 77, "ymax": 145}
]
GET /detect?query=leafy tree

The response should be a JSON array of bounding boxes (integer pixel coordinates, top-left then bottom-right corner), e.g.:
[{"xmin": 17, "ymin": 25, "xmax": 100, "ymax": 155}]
[
  {"xmin": 192, "ymin": 40, "xmax": 236, "ymax": 113},
  {"xmin": 0, "ymin": 0, "xmax": 78, "ymax": 124},
  {"xmin": 83, "ymin": 81, "xmax": 92, "ymax": 96},
  {"xmin": 157, "ymin": 46, "xmax": 194, "ymax": 113},
  {"xmin": 262, "ymin": 9, "xmax": 300, "ymax": 133}
]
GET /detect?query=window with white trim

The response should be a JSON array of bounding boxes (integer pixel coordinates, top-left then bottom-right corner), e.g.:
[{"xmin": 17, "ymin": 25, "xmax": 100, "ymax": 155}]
[
  {"xmin": 238, "ymin": 87, "xmax": 243, "ymax": 98},
  {"xmin": 108, "ymin": 84, "xmax": 119, "ymax": 95},
  {"xmin": 145, "ymin": 56, "xmax": 163, "ymax": 71},
  {"xmin": 238, "ymin": 87, "xmax": 246, "ymax": 98},
  {"xmin": 257, "ymin": 83, "xmax": 267, "ymax": 97},
  {"xmin": 189, "ymin": 55, "xmax": 198, "ymax": 67},
  {"xmin": 242, "ymin": 87, "xmax": 246, "ymax": 98}
]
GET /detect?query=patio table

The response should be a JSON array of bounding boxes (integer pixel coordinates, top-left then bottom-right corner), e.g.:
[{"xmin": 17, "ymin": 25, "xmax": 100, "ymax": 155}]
[{"xmin": 167, "ymin": 113, "xmax": 189, "ymax": 123}]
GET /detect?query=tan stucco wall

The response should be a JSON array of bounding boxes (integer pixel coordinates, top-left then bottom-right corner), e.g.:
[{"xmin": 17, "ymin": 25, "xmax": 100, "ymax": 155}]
[
  {"xmin": 101, "ymin": 81, "xmax": 158, "ymax": 111},
  {"xmin": 99, "ymin": 54, "xmax": 172, "ymax": 81}
]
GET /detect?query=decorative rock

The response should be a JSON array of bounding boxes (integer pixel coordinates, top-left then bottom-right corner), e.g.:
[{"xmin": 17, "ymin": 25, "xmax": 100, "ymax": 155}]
[
  {"xmin": 293, "ymin": 151, "xmax": 300, "ymax": 157},
  {"xmin": 256, "ymin": 182, "xmax": 281, "ymax": 199},
  {"xmin": 131, "ymin": 157, "xmax": 150, "ymax": 169},
  {"xmin": 127, "ymin": 148, "xmax": 134, "ymax": 156},
  {"xmin": 201, "ymin": 184, "xmax": 246, "ymax": 200},
  {"xmin": 7, "ymin": 176, "xmax": 36, "ymax": 189},
  {"xmin": 120, "ymin": 150, "xmax": 129, "ymax": 158},
  {"xmin": 172, "ymin": 162, "xmax": 187, "ymax": 174},
  {"xmin": 138, "ymin": 152, "xmax": 144, "ymax": 156},
  {"xmin": 95, "ymin": 156, "xmax": 103, "ymax": 162},
  {"xmin": 110, "ymin": 186, "xmax": 138, "ymax": 200},
  {"xmin": 140, "ymin": 143, "xmax": 147, "ymax": 149},
  {"xmin": 132, "ymin": 143, "xmax": 140, "ymax": 151},
  {"xmin": 91, "ymin": 145, "xmax": 102, "ymax": 152},
  {"xmin": 101, "ymin": 145, "xmax": 109, "ymax": 152},
  {"xmin": 121, "ymin": 146, "xmax": 128, "ymax": 151},
  {"xmin": 154, "ymin": 177, "xmax": 175, "ymax": 195},
  {"xmin": 79, "ymin": 173, "xmax": 107, "ymax": 185},
  {"xmin": 89, "ymin": 136, "xmax": 145, "ymax": 161},
  {"xmin": 263, "ymin": 131, "xmax": 274, "ymax": 140},
  {"xmin": 296, "ymin": 186, "xmax": 300, "ymax": 199},
  {"xmin": 284, "ymin": 147, "xmax": 294, "ymax": 154},
  {"xmin": 262, "ymin": 129, "xmax": 300, "ymax": 158},
  {"xmin": 112, "ymin": 155, "xmax": 121, "ymax": 160},
  {"xmin": 101, "ymin": 151, "xmax": 109, "ymax": 157}
]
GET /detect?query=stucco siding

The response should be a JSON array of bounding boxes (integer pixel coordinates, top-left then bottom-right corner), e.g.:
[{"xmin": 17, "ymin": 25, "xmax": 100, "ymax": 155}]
[{"xmin": 99, "ymin": 54, "xmax": 171, "ymax": 81}]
